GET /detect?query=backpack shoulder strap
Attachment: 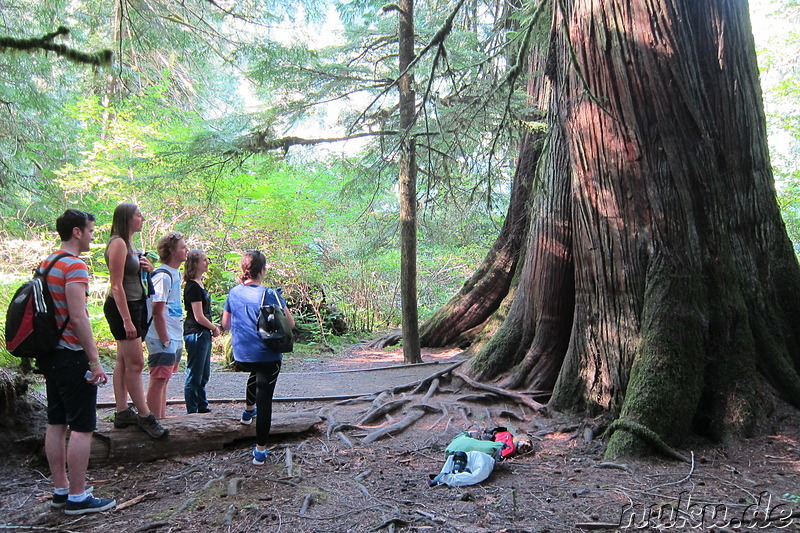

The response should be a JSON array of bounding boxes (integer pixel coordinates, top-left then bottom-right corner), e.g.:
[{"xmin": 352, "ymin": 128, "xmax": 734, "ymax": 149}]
[
  {"xmin": 38, "ymin": 251, "xmax": 75, "ymax": 336},
  {"xmin": 151, "ymin": 267, "xmax": 178, "ymax": 298},
  {"xmin": 37, "ymin": 252, "xmax": 74, "ymax": 277}
]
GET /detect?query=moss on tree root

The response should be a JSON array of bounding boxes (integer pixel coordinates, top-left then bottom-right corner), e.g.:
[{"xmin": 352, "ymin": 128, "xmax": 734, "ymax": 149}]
[{"xmin": 606, "ymin": 264, "xmax": 705, "ymax": 459}]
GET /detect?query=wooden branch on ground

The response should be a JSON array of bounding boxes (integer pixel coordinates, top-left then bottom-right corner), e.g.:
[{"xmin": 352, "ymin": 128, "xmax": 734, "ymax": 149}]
[{"xmin": 453, "ymin": 370, "xmax": 545, "ymax": 412}]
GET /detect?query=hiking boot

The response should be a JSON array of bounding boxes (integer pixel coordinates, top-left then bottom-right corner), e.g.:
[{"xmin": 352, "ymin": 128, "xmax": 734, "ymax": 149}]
[
  {"xmin": 64, "ymin": 495, "xmax": 116, "ymax": 515},
  {"xmin": 51, "ymin": 486, "xmax": 93, "ymax": 509},
  {"xmin": 252, "ymin": 448, "xmax": 269, "ymax": 465},
  {"xmin": 113, "ymin": 407, "xmax": 138, "ymax": 429},
  {"xmin": 240, "ymin": 407, "xmax": 257, "ymax": 425},
  {"xmin": 138, "ymin": 414, "xmax": 169, "ymax": 439}
]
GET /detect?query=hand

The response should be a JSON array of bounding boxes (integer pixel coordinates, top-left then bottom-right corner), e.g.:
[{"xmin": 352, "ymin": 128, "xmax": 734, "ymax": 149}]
[
  {"xmin": 123, "ymin": 319, "xmax": 138, "ymax": 340},
  {"xmin": 211, "ymin": 326, "xmax": 221, "ymax": 337},
  {"xmin": 86, "ymin": 366, "xmax": 108, "ymax": 386},
  {"xmin": 139, "ymin": 255, "xmax": 154, "ymax": 273}
]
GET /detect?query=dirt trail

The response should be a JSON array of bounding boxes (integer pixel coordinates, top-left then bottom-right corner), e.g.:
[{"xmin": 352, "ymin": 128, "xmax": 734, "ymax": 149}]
[{"xmin": 97, "ymin": 347, "xmax": 467, "ymax": 406}]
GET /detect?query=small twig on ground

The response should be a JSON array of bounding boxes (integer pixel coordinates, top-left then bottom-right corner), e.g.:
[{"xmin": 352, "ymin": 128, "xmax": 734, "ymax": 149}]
[
  {"xmin": 115, "ymin": 490, "xmax": 156, "ymax": 511},
  {"xmin": 647, "ymin": 451, "xmax": 695, "ymax": 490},
  {"xmin": 285, "ymin": 448, "xmax": 294, "ymax": 477},
  {"xmin": 300, "ymin": 493, "xmax": 312, "ymax": 515},
  {"xmin": 131, "ymin": 522, "xmax": 171, "ymax": 533},
  {"xmin": 336, "ymin": 431, "xmax": 354, "ymax": 448},
  {"xmin": 595, "ymin": 462, "xmax": 633, "ymax": 473},
  {"xmin": 222, "ymin": 504, "xmax": 237, "ymax": 527}
]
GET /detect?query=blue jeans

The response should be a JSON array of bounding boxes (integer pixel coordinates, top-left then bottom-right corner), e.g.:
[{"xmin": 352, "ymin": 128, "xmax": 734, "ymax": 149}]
[{"xmin": 184, "ymin": 330, "xmax": 212, "ymax": 413}]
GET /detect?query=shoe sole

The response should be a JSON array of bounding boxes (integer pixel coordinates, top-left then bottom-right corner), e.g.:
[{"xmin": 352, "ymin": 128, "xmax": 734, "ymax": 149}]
[
  {"xmin": 139, "ymin": 427, "xmax": 170, "ymax": 438},
  {"xmin": 64, "ymin": 501, "xmax": 116, "ymax": 515},
  {"xmin": 240, "ymin": 419, "xmax": 254, "ymax": 425}
]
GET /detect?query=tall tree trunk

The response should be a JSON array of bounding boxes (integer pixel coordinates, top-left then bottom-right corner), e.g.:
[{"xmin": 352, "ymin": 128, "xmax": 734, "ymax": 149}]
[
  {"xmin": 398, "ymin": 0, "xmax": 422, "ymax": 364},
  {"xmin": 502, "ymin": 0, "xmax": 800, "ymax": 457}
]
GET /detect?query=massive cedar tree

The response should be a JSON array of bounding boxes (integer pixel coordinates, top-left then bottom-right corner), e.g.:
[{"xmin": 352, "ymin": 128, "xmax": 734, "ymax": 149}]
[{"xmin": 445, "ymin": 0, "xmax": 800, "ymax": 457}]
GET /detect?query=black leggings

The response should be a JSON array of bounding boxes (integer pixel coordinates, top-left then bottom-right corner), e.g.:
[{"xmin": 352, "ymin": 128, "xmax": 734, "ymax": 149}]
[{"xmin": 235, "ymin": 360, "xmax": 281, "ymax": 446}]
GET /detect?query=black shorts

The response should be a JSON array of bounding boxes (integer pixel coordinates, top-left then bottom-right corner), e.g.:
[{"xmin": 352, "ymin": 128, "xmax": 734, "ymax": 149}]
[
  {"xmin": 104, "ymin": 296, "xmax": 148, "ymax": 340},
  {"xmin": 38, "ymin": 349, "xmax": 97, "ymax": 433}
]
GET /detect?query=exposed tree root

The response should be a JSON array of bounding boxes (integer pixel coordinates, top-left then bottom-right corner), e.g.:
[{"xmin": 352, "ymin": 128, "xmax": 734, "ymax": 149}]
[
  {"xmin": 453, "ymin": 370, "xmax": 545, "ymax": 412},
  {"xmin": 607, "ymin": 419, "xmax": 691, "ymax": 463},
  {"xmin": 321, "ymin": 363, "xmax": 545, "ymax": 445}
]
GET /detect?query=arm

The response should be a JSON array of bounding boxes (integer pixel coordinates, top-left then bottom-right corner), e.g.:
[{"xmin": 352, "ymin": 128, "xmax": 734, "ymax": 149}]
[
  {"xmin": 65, "ymin": 281, "xmax": 107, "ymax": 385},
  {"xmin": 151, "ymin": 301, "xmax": 170, "ymax": 346},
  {"xmin": 283, "ymin": 305, "xmax": 295, "ymax": 328},
  {"xmin": 221, "ymin": 309, "xmax": 231, "ymax": 331},
  {"xmin": 107, "ymin": 239, "xmax": 137, "ymax": 340},
  {"xmin": 191, "ymin": 300, "xmax": 220, "ymax": 337}
]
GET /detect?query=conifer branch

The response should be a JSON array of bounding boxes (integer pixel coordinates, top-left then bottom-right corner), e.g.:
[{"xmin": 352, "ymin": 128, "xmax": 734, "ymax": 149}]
[
  {"xmin": 232, "ymin": 130, "xmax": 398, "ymax": 155},
  {"xmin": 0, "ymin": 26, "xmax": 113, "ymax": 67}
]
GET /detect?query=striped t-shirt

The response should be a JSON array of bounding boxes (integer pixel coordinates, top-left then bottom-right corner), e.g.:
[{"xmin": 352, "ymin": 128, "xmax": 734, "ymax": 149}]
[{"xmin": 40, "ymin": 251, "xmax": 89, "ymax": 351}]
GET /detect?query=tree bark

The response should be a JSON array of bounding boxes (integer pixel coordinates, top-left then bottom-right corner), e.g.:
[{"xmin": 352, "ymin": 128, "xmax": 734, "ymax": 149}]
[
  {"xmin": 527, "ymin": 0, "xmax": 800, "ymax": 456},
  {"xmin": 90, "ymin": 412, "xmax": 321, "ymax": 465},
  {"xmin": 398, "ymin": 0, "xmax": 422, "ymax": 364}
]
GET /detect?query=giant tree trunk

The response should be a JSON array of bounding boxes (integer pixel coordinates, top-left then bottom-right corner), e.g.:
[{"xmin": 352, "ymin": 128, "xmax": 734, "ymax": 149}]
[{"xmin": 481, "ymin": 0, "xmax": 800, "ymax": 457}]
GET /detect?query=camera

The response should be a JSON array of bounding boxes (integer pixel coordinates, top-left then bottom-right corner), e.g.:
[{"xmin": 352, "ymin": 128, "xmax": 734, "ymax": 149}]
[{"xmin": 451, "ymin": 451, "xmax": 468, "ymax": 474}]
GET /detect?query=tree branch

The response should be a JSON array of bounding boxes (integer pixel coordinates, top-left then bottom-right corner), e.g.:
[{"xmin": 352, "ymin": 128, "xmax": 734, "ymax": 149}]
[
  {"xmin": 0, "ymin": 27, "xmax": 112, "ymax": 67},
  {"xmin": 232, "ymin": 130, "xmax": 398, "ymax": 155}
]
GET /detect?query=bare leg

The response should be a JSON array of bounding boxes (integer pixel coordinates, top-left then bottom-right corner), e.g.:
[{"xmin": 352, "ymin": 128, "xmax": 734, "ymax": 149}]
[
  {"xmin": 44, "ymin": 424, "xmax": 68, "ymax": 490},
  {"xmin": 66, "ymin": 431, "xmax": 92, "ymax": 495},
  {"xmin": 112, "ymin": 341, "xmax": 128, "ymax": 412},
  {"xmin": 118, "ymin": 338, "xmax": 151, "ymax": 417},
  {"xmin": 147, "ymin": 377, "xmax": 168, "ymax": 419}
]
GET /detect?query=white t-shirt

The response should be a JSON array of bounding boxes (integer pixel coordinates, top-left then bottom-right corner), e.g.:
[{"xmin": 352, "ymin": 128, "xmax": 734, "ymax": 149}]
[{"xmin": 145, "ymin": 265, "xmax": 183, "ymax": 341}]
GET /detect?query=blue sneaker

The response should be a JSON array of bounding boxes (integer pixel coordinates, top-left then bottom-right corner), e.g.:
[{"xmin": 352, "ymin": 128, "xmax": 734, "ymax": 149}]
[
  {"xmin": 252, "ymin": 448, "xmax": 269, "ymax": 465},
  {"xmin": 51, "ymin": 486, "xmax": 93, "ymax": 509},
  {"xmin": 64, "ymin": 495, "xmax": 116, "ymax": 515},
  {"xmin": 240, "ymin": 407, "xmax": 257, "ymax": 425}
]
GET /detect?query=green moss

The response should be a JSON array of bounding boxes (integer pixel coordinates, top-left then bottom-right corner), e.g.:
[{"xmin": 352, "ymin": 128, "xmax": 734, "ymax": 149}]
[{"xmin": 606, "ymin": 267, "xmax": 706, "ymax": 459}]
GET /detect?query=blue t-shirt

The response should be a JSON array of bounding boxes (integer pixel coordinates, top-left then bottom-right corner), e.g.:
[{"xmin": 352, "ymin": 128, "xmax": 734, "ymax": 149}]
[{"xmin": 224, "ymin": 284, "xmax": 287, "ymax": 363}]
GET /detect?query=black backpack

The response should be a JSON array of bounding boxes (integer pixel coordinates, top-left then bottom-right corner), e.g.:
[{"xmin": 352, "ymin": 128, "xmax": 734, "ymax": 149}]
[
  {"xmin": 5, "ymin": 252, "xmax": 72, "ymax": 358},
  {"xmin": 256, "ymin": 288, "xmax": 293, "ymax": 353}
]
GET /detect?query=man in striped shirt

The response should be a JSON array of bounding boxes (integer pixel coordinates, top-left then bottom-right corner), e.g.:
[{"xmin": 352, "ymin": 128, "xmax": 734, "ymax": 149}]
[{"xmin": 38, "ymin": 209, "xmax": 116, "ymax": 515}]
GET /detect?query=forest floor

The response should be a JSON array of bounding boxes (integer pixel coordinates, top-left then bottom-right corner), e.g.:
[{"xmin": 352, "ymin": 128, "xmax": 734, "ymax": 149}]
[{"xmin": 1, "ymin": 344, "xmax": 800, "ymax": 533}]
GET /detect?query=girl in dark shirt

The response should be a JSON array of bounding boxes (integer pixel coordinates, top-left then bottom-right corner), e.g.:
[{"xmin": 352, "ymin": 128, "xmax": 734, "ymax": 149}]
[{"xmin": 183, "ymin": 250, "xmax": 220, "ymax": 414}]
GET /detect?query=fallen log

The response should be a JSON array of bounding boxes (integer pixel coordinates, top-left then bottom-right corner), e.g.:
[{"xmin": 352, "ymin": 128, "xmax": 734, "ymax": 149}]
[{"xmin": 90, "ymin": 410, "xmax": 321, "ymax": 465}]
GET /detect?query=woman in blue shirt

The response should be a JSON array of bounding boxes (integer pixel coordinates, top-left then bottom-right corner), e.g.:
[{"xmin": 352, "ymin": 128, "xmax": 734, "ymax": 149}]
[{"xmin": 221, "ymin": 250, "xmax": 294, "ymax": 465}]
